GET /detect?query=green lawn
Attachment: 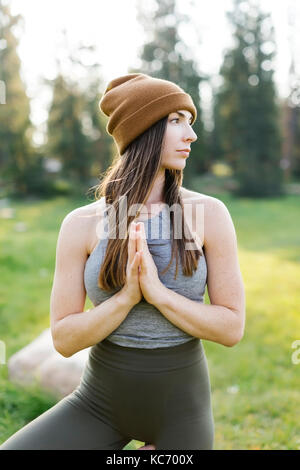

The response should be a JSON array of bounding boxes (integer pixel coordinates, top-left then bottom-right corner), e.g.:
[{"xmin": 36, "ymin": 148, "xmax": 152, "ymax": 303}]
[{"xmin": 0, "ymin": 192, "xmax": 299, "ymax": 450}]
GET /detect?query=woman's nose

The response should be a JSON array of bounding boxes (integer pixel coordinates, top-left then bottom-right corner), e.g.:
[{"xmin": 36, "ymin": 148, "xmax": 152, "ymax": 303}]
[{"xmin": 185, "ymin": 129, "xmax": 197, "ymax": 144}]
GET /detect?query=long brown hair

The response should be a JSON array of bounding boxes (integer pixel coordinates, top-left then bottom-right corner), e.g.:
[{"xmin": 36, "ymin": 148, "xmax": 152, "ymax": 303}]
[{"xmin": 92, "ymin": 115, "xmax": 202, "ymax": 292}]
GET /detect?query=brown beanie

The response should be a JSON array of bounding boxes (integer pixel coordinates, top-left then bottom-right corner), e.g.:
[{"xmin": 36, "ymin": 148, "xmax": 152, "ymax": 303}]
[{"xmin": 99, "ymin": 73, "xmax": 197, "ymax": 155}]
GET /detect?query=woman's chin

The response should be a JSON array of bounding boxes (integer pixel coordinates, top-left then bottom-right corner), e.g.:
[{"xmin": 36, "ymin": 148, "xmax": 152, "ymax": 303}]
[{"xmin": 166, "ymin": 159, "xmax": 187, "ymax": 170}]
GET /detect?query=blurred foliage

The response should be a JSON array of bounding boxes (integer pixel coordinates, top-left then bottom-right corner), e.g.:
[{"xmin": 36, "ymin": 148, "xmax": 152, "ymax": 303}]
[
  {"xmin": 211, "ymin": 0, "xmax": 284, "ymax": 197},
  {"xmin": 132, "ymin": 0, "xmax": 299, "ymax": 196},
  {"xmin": 134, "ymin": 0, "xmax": 210, "ymax": 185},
  {"xmin": 1, "ymin": 0, "xmax": 298, "ymax": 202}
]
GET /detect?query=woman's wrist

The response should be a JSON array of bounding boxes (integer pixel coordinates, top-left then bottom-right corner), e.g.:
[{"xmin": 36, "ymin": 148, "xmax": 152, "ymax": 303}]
[{"xmin": 116, "ymin": 287, "xmax": 139, "ymax": 310}]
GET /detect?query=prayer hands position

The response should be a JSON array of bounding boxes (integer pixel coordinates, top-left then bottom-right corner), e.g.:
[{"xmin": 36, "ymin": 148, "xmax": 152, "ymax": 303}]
[
  {"xmin": 134, "ymin": 222, "xmax": 164, "ymax": 305},
  {"xmin": 123, "ymin": 222, "xmax": 143, "ymax": 305}
]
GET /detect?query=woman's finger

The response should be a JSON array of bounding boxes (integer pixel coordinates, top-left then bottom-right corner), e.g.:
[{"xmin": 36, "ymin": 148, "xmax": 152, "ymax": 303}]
[
  {"xmin": 136, "ymin": 222, "xmax": 144, "ymax": 253},
  {"xmin": 128, "ymin": 222, "xmax": 136, "ymax": 264},
  {"xmin": 131, "ymin": 251, "xmax": 140, "ymax": 273}
]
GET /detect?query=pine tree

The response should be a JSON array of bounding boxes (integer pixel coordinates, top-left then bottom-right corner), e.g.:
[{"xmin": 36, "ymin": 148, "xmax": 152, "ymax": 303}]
[
  {"xmin": 44, "ymin": 35, "xmax": 109, "ymax": 194},
  {"xmin": 45, "ymin": 73, "xmax": 89, "ymax": 187},
  {"xmin": 83, "ymin": 75, "xmax": 114, "ymax": 182},
  {"xmin": 213, "ymin": 0, "xmax": 284, "ymax": 197},
  {"xmin": 0, "ymin": 1, "xmax": 45, "ymax": 197},
  {"xmin": 132, "ymin": 0, "xmax": 209, "ymax": 187},
  {"xmin": 293, "ymin": 109, "xmax": 300, "ymax": 179},
  {"xmin": 281, "ymin": 3, "xmax": 300, "ymax": 182}
]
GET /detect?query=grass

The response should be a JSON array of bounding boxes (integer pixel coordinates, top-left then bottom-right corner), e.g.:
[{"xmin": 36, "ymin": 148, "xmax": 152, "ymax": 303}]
[{"xmin": 0, "ymin": 190, "xmax": 299, "ymax": 450}]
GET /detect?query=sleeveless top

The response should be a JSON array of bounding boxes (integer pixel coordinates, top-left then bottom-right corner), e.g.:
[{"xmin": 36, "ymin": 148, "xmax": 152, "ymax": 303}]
[{"xmin": 84, "ymin": 201, "xmax": 207, "ymax": 348}]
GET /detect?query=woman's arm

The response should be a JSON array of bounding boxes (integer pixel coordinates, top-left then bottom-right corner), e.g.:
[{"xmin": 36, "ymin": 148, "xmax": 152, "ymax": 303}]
[
  {"xmin": 52, "ymin": 290, "xmax": 135, "ymax": 358},
  {"xmin": 50, "ymin": 208, "xmax": 135, "ymax": 358},
  {"xmin": 152, "ymin": 286, "xmax": 243, "ymax": 347},
  {"xmin": 153, "ymin": 197, "xmax": 246, "ymax": 347}
]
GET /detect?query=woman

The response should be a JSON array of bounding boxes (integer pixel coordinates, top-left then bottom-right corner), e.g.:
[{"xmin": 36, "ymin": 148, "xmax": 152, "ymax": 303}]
[{"xmin": 0, "ymin": 73, "xmax": 245, "ymax": 450}]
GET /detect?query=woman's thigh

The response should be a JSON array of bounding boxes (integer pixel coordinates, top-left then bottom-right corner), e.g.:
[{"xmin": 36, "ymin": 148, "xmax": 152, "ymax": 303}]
[
  {"xmin": 109, "ymin": 353, "xmax": 214, "ymax": 449},
  {"xmin": 0, "ymin": 395, "xmax": 129, "ymax": 450},
  {"xmin": 154, "ymin": 355, "xmax": 215, "ymax": 450},
  {"xmin": 156, "ymin": 412, "xmax": 214, "ymax": 450}
]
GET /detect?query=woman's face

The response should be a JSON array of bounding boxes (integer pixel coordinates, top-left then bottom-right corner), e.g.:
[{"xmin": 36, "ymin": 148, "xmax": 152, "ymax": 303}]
[{"xmin": 161, "ymin": 109, "xmax": 197, "ymax": 170}]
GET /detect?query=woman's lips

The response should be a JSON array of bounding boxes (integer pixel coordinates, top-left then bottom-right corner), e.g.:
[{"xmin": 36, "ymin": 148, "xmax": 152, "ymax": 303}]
[{"xmin": 177, "ymin": 150, "xmax": 190, "ymax": 157}]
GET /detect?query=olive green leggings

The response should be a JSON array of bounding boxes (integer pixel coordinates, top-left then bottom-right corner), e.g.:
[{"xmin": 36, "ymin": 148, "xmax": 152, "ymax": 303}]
[{"xmin": 0, "ymin": 338, "xmax": 214, "ymax": 450}]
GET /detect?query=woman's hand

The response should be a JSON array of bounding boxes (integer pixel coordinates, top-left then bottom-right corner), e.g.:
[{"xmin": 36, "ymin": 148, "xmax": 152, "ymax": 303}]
[
  {"xmin": 135, "ymin": 222, "xmax": 165, "ymax": 305},
  {"xmin": 121, "ymin": 222, "xmax": 143, "ymax": 306}
]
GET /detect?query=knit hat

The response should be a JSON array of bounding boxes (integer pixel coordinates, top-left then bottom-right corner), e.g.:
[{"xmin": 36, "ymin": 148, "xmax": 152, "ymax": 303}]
[{"xmin": 99, "ymin": 73, "xmax": 197, "ymax": 155}]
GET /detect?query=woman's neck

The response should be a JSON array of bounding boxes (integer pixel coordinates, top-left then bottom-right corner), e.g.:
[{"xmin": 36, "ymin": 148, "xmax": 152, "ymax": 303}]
[{"xmin": 144, "ymin": 171, "xmax": 165, "ymax": 206}]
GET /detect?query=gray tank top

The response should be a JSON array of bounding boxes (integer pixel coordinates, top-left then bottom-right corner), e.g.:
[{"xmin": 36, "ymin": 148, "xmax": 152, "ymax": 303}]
[{"xmin": 84, "ymin": 202, "xmax": 207, "ymax": 348}]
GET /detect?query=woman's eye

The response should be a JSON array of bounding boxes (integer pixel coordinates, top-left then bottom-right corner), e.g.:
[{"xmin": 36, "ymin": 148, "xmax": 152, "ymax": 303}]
[{"xmin": 171, "ymin": 118, "xmax": 193, "ymax": 126}]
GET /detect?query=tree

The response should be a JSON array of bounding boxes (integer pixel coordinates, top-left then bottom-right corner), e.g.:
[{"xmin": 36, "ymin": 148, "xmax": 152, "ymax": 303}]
[
  {"xmin": 44, "ymin": 32, "xmax": 110, "ymax": 194},
  {"xmin": 281, "ymin": 2, "xmax": 300, "ymax": 182},
  {"xmin": 212, "ymin": 0, "xmax": 284, "ymax": 197},
  {"xmin": 45, "ymin": 73, "xmax": 89, "ymax": 186},
  {"xmin": 0, "ymin": 1, "xmax": 47, "ymax": 197},
  {"xmin": 131, "ymin": 0, "xmax": 209, "ymax": 187}
]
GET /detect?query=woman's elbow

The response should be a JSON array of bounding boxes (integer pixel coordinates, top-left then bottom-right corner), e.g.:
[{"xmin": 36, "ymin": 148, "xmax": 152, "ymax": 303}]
[
  {"xmin": 51, "ymin": 327, "xmax": 72, "ymax": 358},
  {"xmin": 227, "ymin": 322, "xmax": 245, "ymax": 347},
  {"xmin": 53, "ymin": 338, "xmax": 72, "ymax": 358}
]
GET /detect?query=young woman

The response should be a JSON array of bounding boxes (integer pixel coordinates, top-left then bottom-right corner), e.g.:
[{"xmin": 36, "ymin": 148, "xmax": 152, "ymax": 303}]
[{"xmin": 0, "ymin": 73, "xmax": 245, "ymax": 450}]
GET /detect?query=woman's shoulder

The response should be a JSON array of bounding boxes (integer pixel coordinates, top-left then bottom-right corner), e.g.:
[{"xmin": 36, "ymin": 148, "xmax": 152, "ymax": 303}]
[
  {"xmin": 62, "ymin": 198, "xmax": 107, "ymax": 255},
  {"xmin": 180, "ymin": 187, "xmax": 229, "ymax": 248},
  {"xmin": 69, "ymin": 197, "xmax": 106, "ymax": 219},
  {"xmin": 180, "ymin": 186, "xmax": 222, "ymax": 209}
]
